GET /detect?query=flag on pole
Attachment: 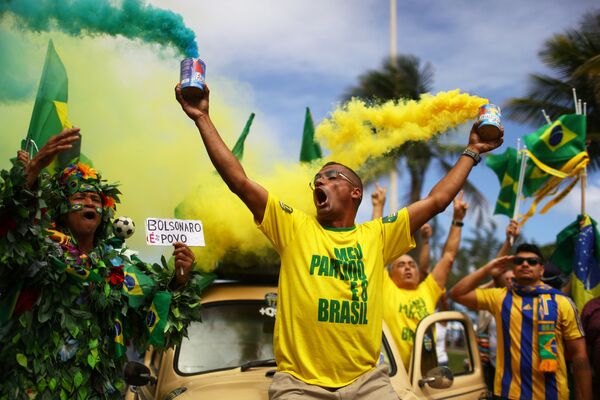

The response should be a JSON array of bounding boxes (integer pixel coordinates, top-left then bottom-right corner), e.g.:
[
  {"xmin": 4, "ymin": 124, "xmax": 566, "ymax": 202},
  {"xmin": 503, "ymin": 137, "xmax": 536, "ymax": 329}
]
[
  {"xmin": 551, "ymin": 215, "xmax": 600, "ymax": 311},
  {"xmin": 24, "ymin": 40, "xmax": 71, "ymax": 155},
  {"xmin": 518, "ymin": 115, "xmax": 589, "ymax": 223},
  {"xmin": 299, "ymin": 107, "xmax": 322, "ymax": 162},
  {"xmin": 113, "ymin": 317, "xmax": 126, "ymax": 358},
  {"xmin": 231, "ymin": 113, "xmax": 255, "ymax": 161},
  {"xmin": 485, "ymin": 147, "xmax": 520, "ymax": 217}
]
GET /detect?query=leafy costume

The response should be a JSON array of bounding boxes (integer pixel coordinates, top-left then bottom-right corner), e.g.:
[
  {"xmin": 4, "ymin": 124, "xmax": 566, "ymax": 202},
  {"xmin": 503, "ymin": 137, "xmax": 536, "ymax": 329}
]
[{"xmin": 0, "ymin": 162, "xmax": 214, "ymax": 400}]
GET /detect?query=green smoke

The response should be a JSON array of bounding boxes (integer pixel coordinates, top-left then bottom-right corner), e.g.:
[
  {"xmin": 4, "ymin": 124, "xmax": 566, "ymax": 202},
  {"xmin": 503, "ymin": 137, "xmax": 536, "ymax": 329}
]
[
  {"xmin": 0, "ymin": 0, "xmax": 198, "ymax": 57},
  {"xmin": 0, "ymin": 27, "xmax": 40, "ymax": 102}
]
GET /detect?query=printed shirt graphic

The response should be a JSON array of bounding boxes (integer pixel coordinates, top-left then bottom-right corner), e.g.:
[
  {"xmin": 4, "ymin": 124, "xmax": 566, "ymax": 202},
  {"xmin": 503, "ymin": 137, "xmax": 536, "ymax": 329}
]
[
  {"xmin": 383, "ymin": 273, "xmax": 444, "ymax": 370},
  {"xmin": 476, "ymin": 288, "xmax": 584, "ymax": 400},
  {"xmin": 258, "ymin": 194, "xmax": 414, "ymax": 387}
]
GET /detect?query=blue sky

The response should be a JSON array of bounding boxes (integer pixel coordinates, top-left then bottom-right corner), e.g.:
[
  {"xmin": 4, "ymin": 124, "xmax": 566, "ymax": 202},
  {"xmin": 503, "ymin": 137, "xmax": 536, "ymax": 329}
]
[
  {"xmin": 1, "ymin": 0, "xmax": 598, "ymax": 261},
  {"xmin": 150, "ymin": 0, "xmax": 599, "ymax": 246}
]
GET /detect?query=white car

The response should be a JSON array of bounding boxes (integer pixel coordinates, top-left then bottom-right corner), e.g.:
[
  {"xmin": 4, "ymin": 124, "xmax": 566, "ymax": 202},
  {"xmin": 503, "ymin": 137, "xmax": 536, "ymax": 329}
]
[{"xmin": 126, "ymin": 282, "xmax": 490, "ymax": 400}]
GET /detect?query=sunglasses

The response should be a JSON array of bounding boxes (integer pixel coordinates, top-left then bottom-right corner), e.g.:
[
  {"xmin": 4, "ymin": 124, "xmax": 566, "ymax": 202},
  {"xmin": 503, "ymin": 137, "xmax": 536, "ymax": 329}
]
[
  {"xmin": 309, "ymin": 169, "xmax": 358, "ymax": 190},
  {"xmin": 513, "ymin": 256, "xmax": 541, "ymax": 266}
]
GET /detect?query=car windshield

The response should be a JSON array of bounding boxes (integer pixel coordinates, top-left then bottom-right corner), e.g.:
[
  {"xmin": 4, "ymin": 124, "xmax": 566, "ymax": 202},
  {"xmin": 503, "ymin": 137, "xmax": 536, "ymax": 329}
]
[{"xmin": 176, "ymin": 301, "xmax": 276, "ymax": 374}]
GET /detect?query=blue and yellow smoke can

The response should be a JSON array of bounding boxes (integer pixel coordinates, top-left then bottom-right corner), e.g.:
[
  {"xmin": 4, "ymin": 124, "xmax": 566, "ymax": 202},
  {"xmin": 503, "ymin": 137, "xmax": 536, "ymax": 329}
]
[
  {"xmin": 180, "ymin": 58, "xmax": 206, "ymax": 98},
  {"xmin": 477, "ymin": 103, "xmax": 502, "ymax": 141}
]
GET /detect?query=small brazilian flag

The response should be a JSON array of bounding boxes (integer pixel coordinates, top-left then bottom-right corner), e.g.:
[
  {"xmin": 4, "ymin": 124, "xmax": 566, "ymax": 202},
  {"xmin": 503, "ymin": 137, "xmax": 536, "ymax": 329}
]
[
  {"xmin": 49, "ymin": 256, "xmax": 103, "ymax": 283},
  {"xmin": 523, "ymin": 114, "xmax": 586, "ymax": 166},
  {"xmin": 114, "ymin": 317, "xmax": 126, "ymax": 358},
  {"xmin": 122, "ymin": 264, "xmax": 155, "ymax": 309},
  {"xmin": 146, "ymin": 291, "xmax": 172, "ymax": 347}
]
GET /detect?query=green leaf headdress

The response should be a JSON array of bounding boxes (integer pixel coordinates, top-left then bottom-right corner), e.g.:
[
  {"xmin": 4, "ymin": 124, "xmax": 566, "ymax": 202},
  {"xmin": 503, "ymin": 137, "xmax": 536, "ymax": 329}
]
[{"xmin": 50, "ymin": 162, "xmax": 121, "ymax": 241}]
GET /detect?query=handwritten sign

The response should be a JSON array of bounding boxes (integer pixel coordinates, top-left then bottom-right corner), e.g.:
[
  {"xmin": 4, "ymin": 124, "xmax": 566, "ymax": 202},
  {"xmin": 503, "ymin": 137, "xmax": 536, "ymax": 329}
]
[{"xmin": 145, "ymin": 218, "xmax": 205, "ymax": 246}]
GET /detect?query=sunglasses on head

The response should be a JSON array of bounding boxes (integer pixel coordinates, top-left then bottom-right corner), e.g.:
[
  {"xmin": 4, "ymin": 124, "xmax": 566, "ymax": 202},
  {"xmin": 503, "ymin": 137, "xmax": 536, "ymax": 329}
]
[
  {"xmin": 309, "ymin": 169, "xmax": 358, "ymax": 190},
  {"xmin": 513, "ymin": 256, "xmax": 541, "ymax": 266}
]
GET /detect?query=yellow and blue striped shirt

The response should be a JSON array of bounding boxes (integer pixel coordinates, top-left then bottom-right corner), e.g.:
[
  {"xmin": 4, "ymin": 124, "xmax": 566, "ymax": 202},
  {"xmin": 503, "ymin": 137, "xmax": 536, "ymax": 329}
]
[{"xmin": 476, "ymin": 287, "xmax": 583, "ymax": 400}]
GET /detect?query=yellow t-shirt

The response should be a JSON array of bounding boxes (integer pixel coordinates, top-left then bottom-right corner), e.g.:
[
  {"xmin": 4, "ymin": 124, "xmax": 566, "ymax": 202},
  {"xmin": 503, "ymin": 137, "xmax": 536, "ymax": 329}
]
[
  {"xmin": 476, "ymin": 288, "xmax": 584, "ymax": 400},
  {"xmin": 383, "ymin": 273, "xmax": 444, "ymax": 370},
  {"xmin": 258, "ymin": 194, "xmax": 415, "ymax": 388}
]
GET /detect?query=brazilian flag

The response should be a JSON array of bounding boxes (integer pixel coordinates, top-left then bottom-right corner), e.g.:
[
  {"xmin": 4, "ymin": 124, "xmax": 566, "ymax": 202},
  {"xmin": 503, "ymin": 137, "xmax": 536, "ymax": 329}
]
[
  {"xmin": 146, "ymin": 291, "xmax": 172, "ymax": 346},
  {"xmin": 231, "ymin": 113, "xmax": 255, "ymax": 161},
  {"xmin": 114, "ymin": 317, "xmax": 126, "ymax": 358},
  {"xmin": 122, "ymin": 264, "xmax": 155, "ymax": 309},
  {"xmin": 49, "ymin": 256, "xmax": 103, "ymax": 283},
  {"xmin": 521, "ymin": 114, "xmax": 587, "ymax": 193},
  {"xmin": 551, "ymin": 215, "xmax": 600, "ymax": 311},
  {"xmin": 299, "ymin": 107, "xmax": 322, "ymax": 163},
  {"xmin": 485, "ymin": 147, "xmax": 520, "ymax": 217}
]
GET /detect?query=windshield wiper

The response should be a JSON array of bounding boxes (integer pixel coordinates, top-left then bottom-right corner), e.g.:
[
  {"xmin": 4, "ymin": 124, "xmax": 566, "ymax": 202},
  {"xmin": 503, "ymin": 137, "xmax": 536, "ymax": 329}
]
[{"xmin": 240, "ymin": 358, "xmax": 277, "ymax": 372}]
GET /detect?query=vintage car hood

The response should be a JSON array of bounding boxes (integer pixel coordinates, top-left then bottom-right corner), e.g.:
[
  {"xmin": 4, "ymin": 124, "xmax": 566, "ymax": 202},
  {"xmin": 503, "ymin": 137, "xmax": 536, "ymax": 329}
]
[{"xmin": 161, "ymin": 370, "xmax": 272, "ymax": 400}]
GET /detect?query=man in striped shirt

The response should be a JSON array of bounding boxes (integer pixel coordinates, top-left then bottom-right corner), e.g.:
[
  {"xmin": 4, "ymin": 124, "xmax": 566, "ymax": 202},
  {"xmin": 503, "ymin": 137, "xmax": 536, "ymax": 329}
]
[{"xmin": 450, "ymin": 243, "xmax": 591, "ymax": 400}]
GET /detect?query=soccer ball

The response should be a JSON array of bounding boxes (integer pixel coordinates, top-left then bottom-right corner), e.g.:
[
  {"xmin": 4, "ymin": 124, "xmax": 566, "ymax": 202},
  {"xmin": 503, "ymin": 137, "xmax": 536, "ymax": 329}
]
[{"xmin": 113, "ymin": 216, "xmax": 135, "ymax": 239}]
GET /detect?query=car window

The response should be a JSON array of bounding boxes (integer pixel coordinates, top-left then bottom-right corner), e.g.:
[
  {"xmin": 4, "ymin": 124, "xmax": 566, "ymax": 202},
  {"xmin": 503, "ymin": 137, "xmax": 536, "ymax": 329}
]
[
  {"xmin": 420, "ymin": 320, "xmax": 474, "ymax": 377},
  {"xmin": 175, "ymin": 301, "xmax": 275, "ymax": 374}
]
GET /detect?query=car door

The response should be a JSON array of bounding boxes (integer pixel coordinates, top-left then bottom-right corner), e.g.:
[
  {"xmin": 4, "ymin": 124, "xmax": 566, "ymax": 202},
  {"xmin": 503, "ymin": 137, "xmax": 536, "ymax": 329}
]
[{"xmin": 410, "ymin": 311, "xmax": 489, "ymax": 400}]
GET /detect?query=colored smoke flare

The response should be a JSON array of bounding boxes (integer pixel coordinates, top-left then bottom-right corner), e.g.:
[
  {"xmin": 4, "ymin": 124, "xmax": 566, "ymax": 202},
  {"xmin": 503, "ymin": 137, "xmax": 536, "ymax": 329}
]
[
  {"xmin": 316, "ymin": 90, "xmax": 488, "ymax": 169},
  {"xmin": 0, "ymin": 0, "xmax": 198, "ymax": 57}
]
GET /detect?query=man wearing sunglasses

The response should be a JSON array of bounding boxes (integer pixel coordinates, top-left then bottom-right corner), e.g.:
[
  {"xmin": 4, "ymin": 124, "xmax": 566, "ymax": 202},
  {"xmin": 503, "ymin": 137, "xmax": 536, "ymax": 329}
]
[
  {"xmin": 450, "ymin": 244, "xmax": 591, "ymax": 400},
  {"xmin": 175, "ymin": 84, "xmax": 503, "ymax": 399}
]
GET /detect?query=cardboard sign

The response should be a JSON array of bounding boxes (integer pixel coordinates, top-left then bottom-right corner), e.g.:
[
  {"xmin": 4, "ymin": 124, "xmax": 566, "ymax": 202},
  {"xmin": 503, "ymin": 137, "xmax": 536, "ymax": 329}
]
[{"xmin": 145, "ymin": 218, "xmax": 205, "ymax": 246}]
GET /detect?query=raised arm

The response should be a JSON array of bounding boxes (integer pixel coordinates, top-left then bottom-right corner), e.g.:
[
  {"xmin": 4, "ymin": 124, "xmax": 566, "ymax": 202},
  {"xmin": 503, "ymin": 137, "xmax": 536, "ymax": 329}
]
[
  {"xmin": 449, "ymin": 255, "xmax": 514, "ymax": 309},
  {"xmin": 175, "ymin": 85, "xmax": 267, "ymax": 222},
  {"xmin": 371, "ymin": 183, "xmax": 387, "ymax": 219},
  {"xmin": 417, "ymin": 223, "xmax": 432, "ymax": 278},
  {"xmin": 495, "ymin": 219, "xmax": 520, "ymax": 257},
  {"xmin": 430, "ymin": 192, "xmax": 468, "ymax": 288},
  {"xmin": 24, "ymin": 127, "xmax": 81, "ymax": 188},
  {"xmin": 406, "ymin": 123, "xmax": 503, "ymax": 235}
]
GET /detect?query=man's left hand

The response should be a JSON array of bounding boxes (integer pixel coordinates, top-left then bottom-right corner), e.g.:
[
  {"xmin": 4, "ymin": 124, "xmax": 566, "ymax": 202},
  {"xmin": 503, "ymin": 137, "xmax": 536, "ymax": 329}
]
[{"xmin": 467, "ymin": 122, "xmax": 504, "ymax": 154}]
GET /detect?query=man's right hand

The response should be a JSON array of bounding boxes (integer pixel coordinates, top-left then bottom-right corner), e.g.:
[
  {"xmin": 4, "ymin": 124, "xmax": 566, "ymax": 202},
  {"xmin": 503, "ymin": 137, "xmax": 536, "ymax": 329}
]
[
  {"xmin": 486, "ymin": 255, "xmax": 515, "ymax": 279},
  {"xmin": 175, "ymin": 83, "xmax": 209, "ymax": 121}
]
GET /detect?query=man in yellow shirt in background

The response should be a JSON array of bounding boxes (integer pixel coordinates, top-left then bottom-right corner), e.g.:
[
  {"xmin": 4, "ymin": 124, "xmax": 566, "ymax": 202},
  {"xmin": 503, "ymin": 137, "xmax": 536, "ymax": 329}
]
[
  {"xmin": 373, "ymin": 188, "xmax": 468, "ymax": 370},
  {"xmin": 175, "ymin": 83, "xmax": 502, "ymax": 399}
]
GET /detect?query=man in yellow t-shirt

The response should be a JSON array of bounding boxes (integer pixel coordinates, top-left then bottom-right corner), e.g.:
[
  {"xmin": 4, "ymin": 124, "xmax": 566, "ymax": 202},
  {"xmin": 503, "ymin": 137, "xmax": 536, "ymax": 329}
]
[
  {"xmin": 175, "ymin": 83, "xmax": 503, "ymax": 399},
  {"xmin": 450, "ymin": 244, "xmax": 592, "ymax": 400},
  {"xmin": 381, "ymin": 192, "xmax": 467, "ymax": 370}
]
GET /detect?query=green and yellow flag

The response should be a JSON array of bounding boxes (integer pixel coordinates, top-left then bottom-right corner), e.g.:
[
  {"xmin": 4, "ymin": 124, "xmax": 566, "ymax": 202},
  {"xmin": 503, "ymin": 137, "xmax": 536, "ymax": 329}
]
[
  {"xmin": 299, "ymin": 107, "xmax": 322, "ymax": 163},
  {"xmin": 146, "ymin": 291, "xmax": 172, "ymax": 346},
  {"xmin": 122, "ymin": 264, "xmax": 156, "ymax": 309},
  {"xmin": 485, "ymin": 147, "xmax": 520, "ymax": 217},
  {"xmin": 231, "ymin": 113, "xmax": 255, "ymax": 161},
  {"xmin": 24, "ymin": 40, "xmax": 71, "ymax": 156},
  {"xmin": 551, "ymin": 215, "xmax": 600, "ymax": 311},
  {"xmin": 113, "ymin": 317, "xmax": 126, "ymax": 358},
  {"xmin": 520, "ymin": 114, "xmax": 588, "ymax": 223}
]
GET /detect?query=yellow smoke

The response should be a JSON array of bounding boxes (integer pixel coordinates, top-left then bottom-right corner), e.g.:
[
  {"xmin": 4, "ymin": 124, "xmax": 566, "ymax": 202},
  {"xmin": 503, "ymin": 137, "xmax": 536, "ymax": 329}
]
[{"xmin": 317, "ymin": 91, "xmax": 488, "ymax": 169}]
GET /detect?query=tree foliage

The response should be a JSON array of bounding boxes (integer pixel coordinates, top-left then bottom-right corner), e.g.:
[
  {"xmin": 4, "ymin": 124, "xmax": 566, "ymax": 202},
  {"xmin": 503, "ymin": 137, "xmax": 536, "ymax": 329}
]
[{"xmin": 504, "ymin": 10, "xmax": 600, "ymax": 170}]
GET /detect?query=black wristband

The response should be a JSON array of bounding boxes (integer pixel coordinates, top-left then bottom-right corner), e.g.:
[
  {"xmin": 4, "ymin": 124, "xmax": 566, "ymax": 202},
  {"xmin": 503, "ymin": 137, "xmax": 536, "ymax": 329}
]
[
  {"xmin": 452, "ymin": 220, "xmax": 464, "ymax": 227},
  {"xmin": 462, "ymin": 148, "xmax": 481, "ymax": 165}
]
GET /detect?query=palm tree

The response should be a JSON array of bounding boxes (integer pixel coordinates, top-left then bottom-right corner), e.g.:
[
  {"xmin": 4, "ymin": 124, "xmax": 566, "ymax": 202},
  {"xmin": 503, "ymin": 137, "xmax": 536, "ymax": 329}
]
[
  {"xmin": 504, "ymin": 10, "xmax": 600, "ymax": 170},
  {"xmin": 344, "ymin": 55, "xmax": 488, "ymax": 221}
]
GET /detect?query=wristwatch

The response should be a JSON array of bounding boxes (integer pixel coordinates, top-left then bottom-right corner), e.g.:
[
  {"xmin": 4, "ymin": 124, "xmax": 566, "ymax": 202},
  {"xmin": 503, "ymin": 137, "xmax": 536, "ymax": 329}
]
[
  {"xmin": 452, "ymin": 220, "xmax": 464, "ymax": 227},
  {"xmin": 462, "ymin": 148, "xmax": 481, "ymax": 165}
]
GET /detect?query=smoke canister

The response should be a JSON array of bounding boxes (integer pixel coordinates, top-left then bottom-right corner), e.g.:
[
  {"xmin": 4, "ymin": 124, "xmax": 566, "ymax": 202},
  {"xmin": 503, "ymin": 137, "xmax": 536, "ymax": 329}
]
[
  {"xmin": 180, "ymin": 58, "xmax": 206, "ymax": 98},
  {"xmin": 477, "ymin": 104, "xmax": 502, "ymax": 141}
]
